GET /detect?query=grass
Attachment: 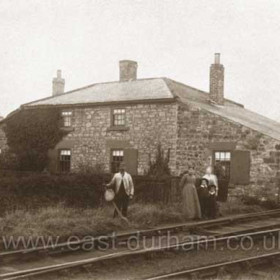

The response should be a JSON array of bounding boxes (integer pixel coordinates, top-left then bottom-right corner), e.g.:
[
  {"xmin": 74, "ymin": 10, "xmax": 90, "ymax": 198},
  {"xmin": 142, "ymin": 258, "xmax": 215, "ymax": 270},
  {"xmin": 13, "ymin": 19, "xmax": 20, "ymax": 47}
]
[
  {"xmin": 213, "ymin": 271, "xmax": 280, "ymax": 280},
  {"xmin": 0, "ymin": 203, "xmax": 184, "ymax": 243},
  {"xmin": 0, "ymin": 199, "xmax": 267, "ymax": 244},
  {"xmin": 59, "ymin": 270, "xmax": 280, "ymax": 280},
  {"xmin": 219, "ymin": 196, "xmax": 264, "ymax": 216}
]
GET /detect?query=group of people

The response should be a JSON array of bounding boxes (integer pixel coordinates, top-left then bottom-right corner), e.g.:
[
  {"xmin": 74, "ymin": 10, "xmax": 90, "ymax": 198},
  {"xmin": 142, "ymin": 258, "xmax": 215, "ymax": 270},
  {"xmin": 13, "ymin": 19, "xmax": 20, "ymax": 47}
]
[
  {"xmin": 105, "ymin": 163, "xmax": 219, "ymax": 221},
  {"xmin": 180, "ymin": 166, "xmax": 219, "ymax": 220}
]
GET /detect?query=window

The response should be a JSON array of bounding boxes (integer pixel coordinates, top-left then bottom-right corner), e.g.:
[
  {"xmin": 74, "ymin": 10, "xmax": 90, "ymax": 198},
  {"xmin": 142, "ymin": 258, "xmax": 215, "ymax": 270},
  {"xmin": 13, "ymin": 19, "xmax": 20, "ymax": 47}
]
[
  {"xmin": 62, "ymin": 111, "xmax": 72, "ymax": 127},
  {"xmin": 214, "ymin": 151, "xmax": 231, "ymax": 178},
  {"xmin": 59, "ymin": 149, "xmax": 71, "ymax": 172},
  {"xmin": 215, "ymin": 151, "xmax": 231, "ymax": 161},
  {"xmin": 112, "ymin": 109, "xmax": 126, "ymax": 126},
  {"xmin": 111, "ymin": 149, "xmax": 124, "ymax": 173}
]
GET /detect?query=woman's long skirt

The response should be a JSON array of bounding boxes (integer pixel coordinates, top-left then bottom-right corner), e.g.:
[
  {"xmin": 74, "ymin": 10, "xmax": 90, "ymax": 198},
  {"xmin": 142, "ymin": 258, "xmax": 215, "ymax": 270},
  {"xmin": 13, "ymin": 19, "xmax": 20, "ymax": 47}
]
[{"xmin": 182, "ymin": 184, "xmax": 201, "ymax": 219}]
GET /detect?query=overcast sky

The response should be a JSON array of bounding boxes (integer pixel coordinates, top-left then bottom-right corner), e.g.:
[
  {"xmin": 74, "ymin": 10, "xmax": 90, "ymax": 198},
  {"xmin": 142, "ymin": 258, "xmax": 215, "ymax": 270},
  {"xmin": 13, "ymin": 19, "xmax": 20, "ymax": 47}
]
[{"xmin": 0, "ymin": 0, "xmax": 279, "ymax": 121}]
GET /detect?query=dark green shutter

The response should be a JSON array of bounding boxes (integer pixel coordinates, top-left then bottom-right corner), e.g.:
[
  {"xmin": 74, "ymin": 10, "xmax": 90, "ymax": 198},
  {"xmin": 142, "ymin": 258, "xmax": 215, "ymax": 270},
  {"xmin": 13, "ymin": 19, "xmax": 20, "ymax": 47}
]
[
  {"xmin": 124, "ymin": 149, "xmax": 138, "ymax": 175},
  {"xmin": 230, "ymin": 150, "xmax": 250, "ymax": 185},
  {"xmin": 47, "ymin": 149, "xmax": 58, "ymax": 173}
]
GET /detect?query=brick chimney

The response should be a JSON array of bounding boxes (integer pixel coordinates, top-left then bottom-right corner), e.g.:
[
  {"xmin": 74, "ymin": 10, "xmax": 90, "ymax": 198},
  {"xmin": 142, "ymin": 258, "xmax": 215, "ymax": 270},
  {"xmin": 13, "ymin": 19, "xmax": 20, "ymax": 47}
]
[
  {"xmin": 209, "ymin": 53, "xmax": 224, "ymax": 105},
  {"xmin": 52, "ymin": 70, "xmax": 65, "ymax": 96},
  {"xmin": 119, "ymin": 60, "xmax": 137, "ymax": 82}
]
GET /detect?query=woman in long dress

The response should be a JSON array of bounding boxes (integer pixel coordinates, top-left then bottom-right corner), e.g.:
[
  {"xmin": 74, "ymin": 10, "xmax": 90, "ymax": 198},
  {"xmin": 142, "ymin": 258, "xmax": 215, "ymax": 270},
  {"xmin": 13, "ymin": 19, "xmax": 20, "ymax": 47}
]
[{"xmin": 180, "ymin": 171, "xmax": 201, "ymax": 220}]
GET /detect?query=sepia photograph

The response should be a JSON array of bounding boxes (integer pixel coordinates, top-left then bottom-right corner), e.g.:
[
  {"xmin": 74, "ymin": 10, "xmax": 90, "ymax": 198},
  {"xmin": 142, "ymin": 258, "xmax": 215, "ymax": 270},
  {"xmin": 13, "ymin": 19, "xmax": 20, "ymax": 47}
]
[{"xmin": 0, "ymin": 0, "xmax": 280, "ymax": 279}]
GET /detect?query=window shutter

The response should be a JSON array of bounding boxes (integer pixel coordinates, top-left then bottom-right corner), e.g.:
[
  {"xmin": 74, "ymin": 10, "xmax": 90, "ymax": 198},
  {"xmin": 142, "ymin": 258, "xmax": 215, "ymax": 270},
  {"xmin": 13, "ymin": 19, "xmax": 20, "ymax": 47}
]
[
  {"xmin": 124, "ymin": 149, "xmax": 138, "ymax": 175},
  {"xmin": 230, "ymin": 150, "xmax": 250, "ymax": 185},
  {"xmin": 47, "ymin": 149, "xmax": 58, "ymax": 173}
]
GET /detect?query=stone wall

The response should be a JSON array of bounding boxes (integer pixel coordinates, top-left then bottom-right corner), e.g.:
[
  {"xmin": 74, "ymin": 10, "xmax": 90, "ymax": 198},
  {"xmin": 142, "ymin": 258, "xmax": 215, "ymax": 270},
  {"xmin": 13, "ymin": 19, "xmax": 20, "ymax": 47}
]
[
  {"xmin": 57, "ymin": 102, "xmax": 178, "ymax": 174},
  {"xmin": 0, "ymin": 124, "xmax": 7, "ymax": 152},
  {"xmin": 176, "ymin": 101, "xmax": 280, "ymax": 200}
]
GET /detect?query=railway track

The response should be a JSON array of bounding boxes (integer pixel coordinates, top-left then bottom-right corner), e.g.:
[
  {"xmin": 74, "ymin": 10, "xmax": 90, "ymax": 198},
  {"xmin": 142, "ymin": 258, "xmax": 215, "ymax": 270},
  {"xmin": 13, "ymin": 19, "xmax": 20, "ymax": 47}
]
[
  {"xmin": 1, "ymin": 209, "xmax": 280, "ymax": 279},
  {"xmin": 145, "ymin": 251, "xmax": 280, "ymax": 280}
]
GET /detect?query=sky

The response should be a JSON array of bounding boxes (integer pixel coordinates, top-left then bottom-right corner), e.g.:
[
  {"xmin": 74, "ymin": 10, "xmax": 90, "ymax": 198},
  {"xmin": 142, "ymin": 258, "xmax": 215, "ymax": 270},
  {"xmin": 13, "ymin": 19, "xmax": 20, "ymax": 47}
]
[{"xmin": 0, "ymin": 0, "xmax": 279, "ymax": 121}]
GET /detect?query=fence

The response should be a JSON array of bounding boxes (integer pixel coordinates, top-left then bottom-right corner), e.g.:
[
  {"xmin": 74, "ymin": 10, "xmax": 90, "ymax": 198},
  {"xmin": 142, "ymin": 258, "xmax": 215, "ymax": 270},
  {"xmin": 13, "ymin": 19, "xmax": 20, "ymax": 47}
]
[{"xmin": 132, "ymin": 176, "xmax": 181, "ymax": 204}]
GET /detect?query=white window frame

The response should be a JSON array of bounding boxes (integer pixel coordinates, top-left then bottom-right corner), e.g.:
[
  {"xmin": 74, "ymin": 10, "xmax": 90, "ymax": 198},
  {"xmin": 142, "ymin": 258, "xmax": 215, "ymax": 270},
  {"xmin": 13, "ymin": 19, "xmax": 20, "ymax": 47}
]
[
  {"xmin": 112, "ymin": 108, "xmax": 126, "ymax": 127},
  {"xmin": 59, "ymin": 149, "xmax": 71, "ymax": 172},
  {"xmin": 61, "ymin": 111, "xmax": 73, "ymax": 127}
]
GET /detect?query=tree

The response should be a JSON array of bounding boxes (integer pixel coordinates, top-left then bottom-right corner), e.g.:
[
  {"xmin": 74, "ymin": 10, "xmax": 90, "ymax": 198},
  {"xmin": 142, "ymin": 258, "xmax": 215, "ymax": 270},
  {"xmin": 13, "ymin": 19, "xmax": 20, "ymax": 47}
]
[{"xmin": 4, "ymin": 108, "xmax": 67, "ymax": 171}]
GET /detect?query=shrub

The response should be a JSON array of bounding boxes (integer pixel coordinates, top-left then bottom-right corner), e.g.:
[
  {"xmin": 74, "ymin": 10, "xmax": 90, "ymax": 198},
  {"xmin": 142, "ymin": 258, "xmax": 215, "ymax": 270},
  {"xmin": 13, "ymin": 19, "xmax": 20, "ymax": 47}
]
[
  {"xmin": 0, "ymin": 172, "xmax": 181, "ymax": 213},
  {"xmin": 76, "ymin": 162, "xmax": 106, "ymax": 175},
  {"xmin": 147, "ymin": 144, "xmax": 171, "ymax": 178},
  {"xmin": 0, "ymin": 173, "xmax": 110, "ymax": 212},
  {"xmin": 3, "ymin": 108, "xmax": 67, "ymax": 171},
  {"xmin": 0, "ymin": 150, "xmax": 19, "ymax": 170}
]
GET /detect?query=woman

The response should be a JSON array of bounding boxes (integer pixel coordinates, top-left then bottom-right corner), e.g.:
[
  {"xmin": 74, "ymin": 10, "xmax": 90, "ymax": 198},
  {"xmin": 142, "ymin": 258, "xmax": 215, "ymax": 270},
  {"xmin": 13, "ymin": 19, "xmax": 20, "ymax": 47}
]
[
  {"xmin": 203, "ymin": 166, "xmax": 218, "ymax": 196},
  {"xmin": 180, "ymin": 170, "xmax": 201, "ymax": 220},
  {"xmin": 203, "ymin": 166, "xmax": 219, "ymax": 217}
]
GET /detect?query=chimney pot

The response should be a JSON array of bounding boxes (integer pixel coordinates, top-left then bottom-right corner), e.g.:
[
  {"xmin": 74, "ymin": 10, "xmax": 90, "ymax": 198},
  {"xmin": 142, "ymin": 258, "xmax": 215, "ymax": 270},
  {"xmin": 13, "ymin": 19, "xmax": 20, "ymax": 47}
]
[
  {"xmin": 214, "ymin": 53, "xmax": 220, "ymax": 64},
  {"xmin": 52, "ymin": 69, "xmax": 65, "ymax": 96},
  {"xmin": 119, "ymin": 60, "xmax": 137, "ymax": 82}
]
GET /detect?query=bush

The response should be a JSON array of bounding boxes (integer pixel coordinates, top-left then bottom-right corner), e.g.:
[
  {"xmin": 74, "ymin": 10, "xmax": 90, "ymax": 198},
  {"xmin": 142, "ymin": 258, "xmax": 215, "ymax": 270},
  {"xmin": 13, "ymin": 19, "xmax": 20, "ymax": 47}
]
[
  {"xmin": 0, "ymin": 172, "xmax": 181, "ymax": 213},
  {"xmin": 0, "ymin": 172, "xmax": 110, "ymax": 212},
  {"xmin": 0, "ymin": 150, "xmax": 19, "ymax": 170},
  {"xmin": 3, "ymin": 108, "xmax": 67, "ymax": 171},
  {"xmin": 147, "ymin": 144, "xmax": 171, "ymax": 178}
]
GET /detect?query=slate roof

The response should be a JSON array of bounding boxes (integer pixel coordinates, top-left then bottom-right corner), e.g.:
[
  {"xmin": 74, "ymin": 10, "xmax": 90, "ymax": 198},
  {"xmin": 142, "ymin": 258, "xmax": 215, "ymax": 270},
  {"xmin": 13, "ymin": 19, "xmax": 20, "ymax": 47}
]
[
  {"xmin": 177, "ymin": 95, "xmax": 280, "ymax": 141},
  {"xmin": 24, "ymin": 78, "xmax": 174, "ymax": 107},
  {"xmin": 22, "ymin": 77, "xmax": 280, "ymax": 141}
]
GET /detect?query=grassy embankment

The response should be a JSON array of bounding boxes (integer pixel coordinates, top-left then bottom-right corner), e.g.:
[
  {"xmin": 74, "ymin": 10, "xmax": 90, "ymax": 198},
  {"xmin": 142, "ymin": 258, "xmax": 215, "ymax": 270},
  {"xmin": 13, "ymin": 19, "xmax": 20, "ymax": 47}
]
[{"xmin": 0, "ymin": 197, "xmax": 263, "ymax": 242}]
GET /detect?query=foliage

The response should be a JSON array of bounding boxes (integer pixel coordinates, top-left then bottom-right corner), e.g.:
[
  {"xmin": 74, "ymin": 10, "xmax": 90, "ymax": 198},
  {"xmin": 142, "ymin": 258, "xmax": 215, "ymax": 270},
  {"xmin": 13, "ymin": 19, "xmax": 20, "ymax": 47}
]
[
  {"xmin": 76, "ymin": 162, "xmax": 106, "ymax": 175},
  {"xmin": 0, "ymin": 173, "xmax": 109, "ymax": 212},
  {"xmin": 147, "ymin": 144, "xmax": 171, "ymax": 178},
  {"xmin": 3, "ymin": 108, "xmax": 66, "ymax": 171},
  {"xmin": 0, "ymin": 172, "xmax": 180, "ymax": 212},
  {"xmin": 0, "ymin": 150, "xmax": 19, "ymax": 170}
]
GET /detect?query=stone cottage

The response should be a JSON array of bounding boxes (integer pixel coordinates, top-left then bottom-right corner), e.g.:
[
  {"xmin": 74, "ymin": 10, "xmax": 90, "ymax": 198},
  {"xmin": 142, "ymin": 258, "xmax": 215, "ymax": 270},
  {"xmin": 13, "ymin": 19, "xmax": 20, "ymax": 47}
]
[{"xmin": 2, "ymin": 54, "xmax": 280, "ymax": 200}]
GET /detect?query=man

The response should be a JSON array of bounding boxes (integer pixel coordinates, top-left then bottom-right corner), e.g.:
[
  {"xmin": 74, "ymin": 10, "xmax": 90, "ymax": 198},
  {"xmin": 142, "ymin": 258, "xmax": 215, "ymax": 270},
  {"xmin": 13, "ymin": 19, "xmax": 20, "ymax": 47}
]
[{"xmin": 106, "ymin": 162, "xmax": 134, "ymax": 218}]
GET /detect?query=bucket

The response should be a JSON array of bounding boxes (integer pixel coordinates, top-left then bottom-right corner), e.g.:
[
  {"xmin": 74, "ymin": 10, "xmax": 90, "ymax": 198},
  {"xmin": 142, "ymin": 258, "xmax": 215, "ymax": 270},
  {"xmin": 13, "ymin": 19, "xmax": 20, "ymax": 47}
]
[{"xmin": 104, "ymin": 189, "xmax": 115, "ymax": 202}]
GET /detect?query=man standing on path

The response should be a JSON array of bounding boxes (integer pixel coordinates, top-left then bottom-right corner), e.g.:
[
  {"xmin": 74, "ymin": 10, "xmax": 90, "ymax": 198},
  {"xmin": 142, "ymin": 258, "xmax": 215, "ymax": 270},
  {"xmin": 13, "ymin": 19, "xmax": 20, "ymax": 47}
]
[{"xmin": 106, "ymin": 162, "xmax": 134, "ymax": 218}]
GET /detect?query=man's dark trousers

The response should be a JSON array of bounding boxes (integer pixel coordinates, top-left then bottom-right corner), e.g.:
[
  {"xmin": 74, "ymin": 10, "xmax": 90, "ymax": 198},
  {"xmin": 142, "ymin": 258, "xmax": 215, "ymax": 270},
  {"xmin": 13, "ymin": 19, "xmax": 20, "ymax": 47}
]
[{"xmin": 113, "ymin": 180, "xmax": 129, "ymax": 218}]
